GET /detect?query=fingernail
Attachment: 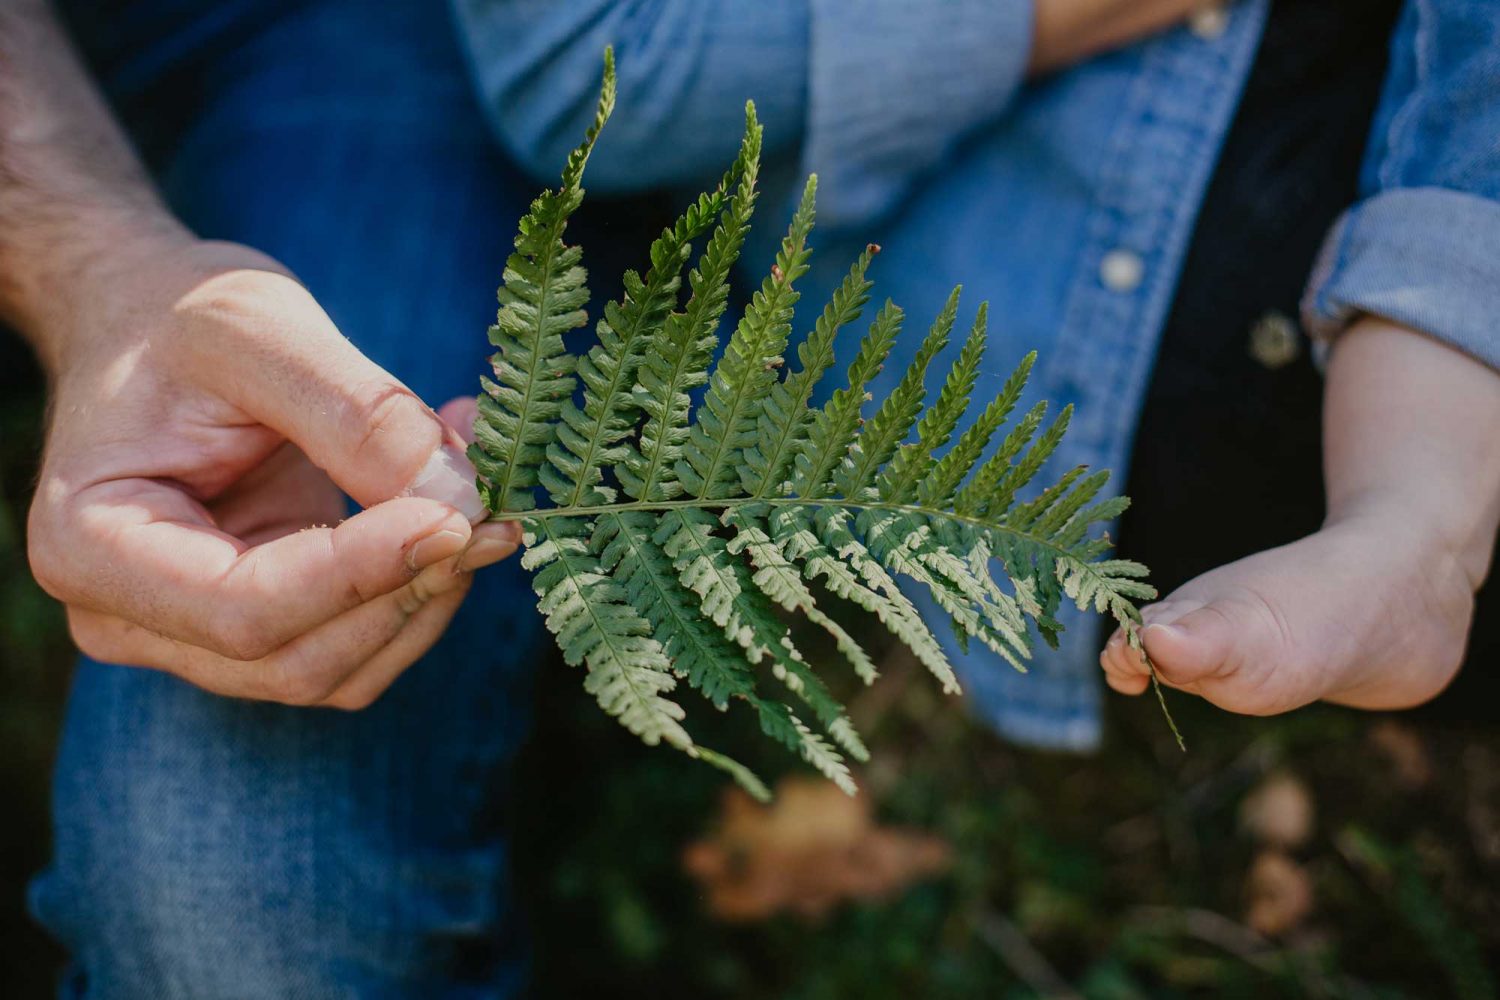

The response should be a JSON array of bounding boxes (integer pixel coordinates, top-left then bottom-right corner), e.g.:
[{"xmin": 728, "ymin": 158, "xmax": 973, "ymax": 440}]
[
  {"xmin": 1144, "ymin": 622, "xmax": 1183, "ymax": 642},
  {"xmin": 457, "ymin": 533, "xmax": 518, "ymax": 572},
  {"xmin": 406, "ymin": 445, "xmax": 486, "ymax": 524},
  {"xmin": 407, "ymin": 527, "xmax": 469, "ymax": 572}
]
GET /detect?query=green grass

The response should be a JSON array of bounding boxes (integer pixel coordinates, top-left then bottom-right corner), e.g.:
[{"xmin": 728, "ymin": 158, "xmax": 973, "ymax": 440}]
[{"xmin": 0, "ymin": 385, "xmax": 72, "ymax": 996}]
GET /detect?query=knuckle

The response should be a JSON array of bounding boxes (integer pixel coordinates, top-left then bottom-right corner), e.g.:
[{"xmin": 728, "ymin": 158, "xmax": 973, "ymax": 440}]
[
  {"xmin": 208, "ymin": 609, "xmax": 281, "ymax": 662},
  {"xmin": 272, "ymin": 668, "xmax": 340, "ymax": 708},
  {"xmin": 398, "ymin": 567, "xmax": 467, "ymax": 615},
  {"xmin": 325, "ymin": 530, "xmax": 384, "ymax": 606},
  {"xmin": 25, "ymin": 501, "xmax": 72, "ymax": 601},
  {"xmin": 345, "ymin": 381, "xmax": 440, "ymax": 489},
  {"xmin": 66, "ymin": 611, "xmax": 116, "ymax": 662},
  {"xmin": 180, "ymin": 265, "xmax": 308, "ymax": 326}
]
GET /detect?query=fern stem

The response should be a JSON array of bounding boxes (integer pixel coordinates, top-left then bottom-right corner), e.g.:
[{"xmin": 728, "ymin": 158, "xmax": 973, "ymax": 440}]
[{"xmin": 503, "ymin": 495, "xmax": 1089, "ymax": 568}]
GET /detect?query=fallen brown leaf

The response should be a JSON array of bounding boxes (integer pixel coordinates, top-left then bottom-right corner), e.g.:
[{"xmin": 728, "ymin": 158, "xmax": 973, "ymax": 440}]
[
  {"xmin": 1368, "ymin": 720, "xmax": 1433, "ymax": 791},
  {"xmin": 1239, "ymin": 771, "xmax": 1315, "ymax": 850},
  {"xmin": 1244, "ymin": 850, "xmax": 1314, "ymax": 937},
  {"xmin": 682, "ymin": 776, "xmax": 952, "ymax": 922}
]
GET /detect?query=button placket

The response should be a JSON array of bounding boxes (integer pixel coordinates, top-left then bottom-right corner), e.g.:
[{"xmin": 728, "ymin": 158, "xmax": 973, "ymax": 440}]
[{"xmin": 1041, "ymin": 0, "xmax": 1271, "ymax": 484}]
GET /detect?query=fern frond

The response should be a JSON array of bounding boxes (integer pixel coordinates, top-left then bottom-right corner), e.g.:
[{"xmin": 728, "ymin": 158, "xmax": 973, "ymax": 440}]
[
  {"xmin": 860, "ymin": 508, "xmax": 1030, "ymax": 671},
  {"xmin": 921, "ymin": 310, "xmax": 1028, "ymax": 508},
  {"xmin": 988, "ymin": 403, "xmax": 1073, "ymax": 518},
  {"xmin": 791, "ymin": 300, "xmax": 904, "ymax": 498},
  {"xmin": 694, "ymin": 747, "xmax": 773, "ymax": 802},
  {"xmin": 523, "ymin": 517, "xmax": 689, "ymax": 749},
  {"xmin": 742, "ymin": 245, "xmax": 878, "ymax": 497},
  {"xmin": 836, "ymin": 287, "xmax": 959, "ymax": 498},
  {"xmin": 472, "ymin": 51, "xmax": 616, "ymax": 513},
  {"xmin": 658, "ymin": 506, "xmax": 864, "ymax": 759},
  {"xmin": 473, "ymin": 59, "xmax": 1176, "ymax": 793},
  {"xmin": 620, "ymin": 105, "xmax": 763, "ymax": 503},
  {"xmin": 876, "ymin": 297, "xmax": 987, "ymax": 505},
  {"xmin": 954, "ymin": 380, "xmax": 1040, "ymax": 517},
  {"xmin": 751, "ymin": 697, "xmax": 856, "ymax": 794},
  {"xmin": 541, "ymin": 184, "xmax": 729, "ymax": 507},
  {"xmin": 798, "ymin": 506, "xmax": 959, "ymax": 693},
  {"xmin": 680, "ymin": 175, "xmax": 816, "ymax": 500},
  {"xmin": 723, "ymin": 504, "xmax": 878, "ymax": 685},
  {"xmin": 593, "ymin": 511, "xmax": 752, "ymax": 706}
]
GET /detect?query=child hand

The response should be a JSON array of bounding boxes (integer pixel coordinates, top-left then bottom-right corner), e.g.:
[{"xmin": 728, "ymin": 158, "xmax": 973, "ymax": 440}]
[
  {"xmin": 1100, "ymin": 511, "xmax": 1475, "ymax": 714},
  {"xmin": 1102, "ymin": 318, "xmax": 1499, "ymax": 716}
]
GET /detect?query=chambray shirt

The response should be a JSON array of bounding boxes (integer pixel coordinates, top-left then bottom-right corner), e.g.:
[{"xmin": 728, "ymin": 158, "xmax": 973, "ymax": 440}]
[{"xmin": 452, "ymin": 0, "xmax": 1500, "ymax": 749}]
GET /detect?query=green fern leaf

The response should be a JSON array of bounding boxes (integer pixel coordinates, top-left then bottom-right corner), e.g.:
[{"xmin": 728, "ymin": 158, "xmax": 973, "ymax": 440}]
[
  {"xmin": 741, "ymin": 245, "xmax": 878, "ymax": 497},
  {"xmin": 471, "ymin": 55, "xmax": 1178, "ymax": 793},
  {"xmin": 680, "ymin": 176, "xmax": 816, "ymax": 500},
  {"xmin": 792, "ymin": 300, "xmax": 904, "ymax": 498},
  {"xmin": 723, "ymin": 504, "xmax": 878, "ymax": 685},
  {"xmin": 877, "ymin": 298, "xmax": 987, "ymax": 505},
  {"xmin": 619, "ymin": 106, "xmax": 762, "ymax": 503},
  {"xmin": 540, "ymin": 185, "xmax": 728, "ymax": 507},
  {"xmin": 835, "ymin": 286, "xmax": 959, "ymax": 498},
  {"xmin": 592, "ymin": 511, "xmax": 753, "ymax": 706},
  {"xmin": 472, "ymin": 51, "xmax": 616, "ymax": 513},
  {"xmin": 799, "ymin": 506, "xmax": 960, "ymax": 693},
  {"xmin": 989, "ymin": 403, "xmax": 1073, "ymax": 518},
  {"xmin": 523, "ymin": 517, "xmax": 689, "ymax": 749}
]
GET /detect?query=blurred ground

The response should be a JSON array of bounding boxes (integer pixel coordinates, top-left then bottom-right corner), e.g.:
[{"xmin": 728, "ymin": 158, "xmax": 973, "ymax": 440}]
[
  {"xmin": 3, "ymin": 349, "xmax": 1497, "ymax": 998},
  {"xmin": 513, "ymin": 626, "xmax": 1499, "ymax": 999},
  {"xmin": 1, "ymin": 361, "xmax": 72, "ymax": 998}
]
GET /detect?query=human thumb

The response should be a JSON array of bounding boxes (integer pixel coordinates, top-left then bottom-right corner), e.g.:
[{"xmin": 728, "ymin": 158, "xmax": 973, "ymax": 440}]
[
  {"xmin": 1139, "ymin": 602, "xmax": 1235, "ymax": 689},
  {"xmin": 228, "ymin": 302, "xmax": 485, "ymax": 521}
]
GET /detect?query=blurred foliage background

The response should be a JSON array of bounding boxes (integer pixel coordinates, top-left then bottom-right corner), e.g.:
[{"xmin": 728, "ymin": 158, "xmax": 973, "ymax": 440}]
[{"xmin": 3, "ymin": 326, "xmax": 1497, "ymax": 999}]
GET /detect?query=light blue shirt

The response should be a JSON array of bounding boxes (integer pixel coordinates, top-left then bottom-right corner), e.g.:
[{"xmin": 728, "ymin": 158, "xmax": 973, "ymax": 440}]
[{"xmin": 451, "ymin": 0, "xmax": 1500, "ymax": 749}]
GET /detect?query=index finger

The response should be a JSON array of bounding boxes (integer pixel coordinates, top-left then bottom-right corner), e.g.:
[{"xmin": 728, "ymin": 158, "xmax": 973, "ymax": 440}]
[{"xmin": 41, "ymin": 477, "xmax": 483, "ymax": 659}]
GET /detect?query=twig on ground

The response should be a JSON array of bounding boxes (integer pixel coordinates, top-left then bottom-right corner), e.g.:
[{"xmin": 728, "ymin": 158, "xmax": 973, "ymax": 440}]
[{"xmin": 976, "ymin": 910, "xmax": 1081, "ymax": 1000}]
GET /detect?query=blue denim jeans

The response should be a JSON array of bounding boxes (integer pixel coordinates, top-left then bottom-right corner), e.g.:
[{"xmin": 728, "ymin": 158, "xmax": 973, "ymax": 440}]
[{"xmin": 31, "ymin": 1, "xmax": 545, "ymax": 995}]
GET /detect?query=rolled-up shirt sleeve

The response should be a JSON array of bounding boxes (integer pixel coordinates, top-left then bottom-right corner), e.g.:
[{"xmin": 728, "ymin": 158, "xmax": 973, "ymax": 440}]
[
  {"xmin": 449, "ymin": 0, "xmax": 810, "ymax": 194},
  {"xmin": 1302, "ymin": 0, "xmax": 1500, "ymax": 371},
  {"xmin": 449, "ymin": 0, "xmax": 1033, "ymax": 225}
]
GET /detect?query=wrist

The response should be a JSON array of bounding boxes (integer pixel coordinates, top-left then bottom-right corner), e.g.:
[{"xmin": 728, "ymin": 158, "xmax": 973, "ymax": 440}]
[
  {"xmin": 1322, "ymin": 317, "xmax": 1500, "ymax": 592},
  {"xmin": 1326, "ymin": 490, "xmax": 1497, "ymax": 594},
  {"xmin": 2, "ymin": 203, "xmax": 194, "ymax": 372},
  {"xmin": 17, "ymin": 224, "xmax": 293, "ymax": 379}
]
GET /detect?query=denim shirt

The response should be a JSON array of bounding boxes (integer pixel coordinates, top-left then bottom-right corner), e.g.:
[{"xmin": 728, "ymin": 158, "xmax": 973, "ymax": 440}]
[{"xmin": 452, "ymin": 0, "xmax": 1500, "ymax": 749}]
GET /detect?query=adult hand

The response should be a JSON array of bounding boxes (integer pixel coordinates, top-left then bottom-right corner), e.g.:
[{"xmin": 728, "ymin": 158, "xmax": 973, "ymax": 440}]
[{"xmin": 26, "ymin": 235, "xmax": 515, "ymax": 709}]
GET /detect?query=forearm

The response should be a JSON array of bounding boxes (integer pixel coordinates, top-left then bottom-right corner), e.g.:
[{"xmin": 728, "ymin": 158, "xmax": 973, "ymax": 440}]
[
  {"xmin": 0, "ymin": 0, "xmax": 189, "ymax": 367},
  {"xmin": 1323, "ymin": 317, "xmax": 1500, "ymax": 588}
]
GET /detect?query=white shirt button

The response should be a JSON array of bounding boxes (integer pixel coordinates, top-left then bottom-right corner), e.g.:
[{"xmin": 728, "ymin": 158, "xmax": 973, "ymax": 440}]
[
  {"xmin": 1099, "ymin": 249, "xmax": 1144, "ymax": 293},
  {"xmin": 1190, "ymin": 5, "xmax": 1230, "ymax": 39}
]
